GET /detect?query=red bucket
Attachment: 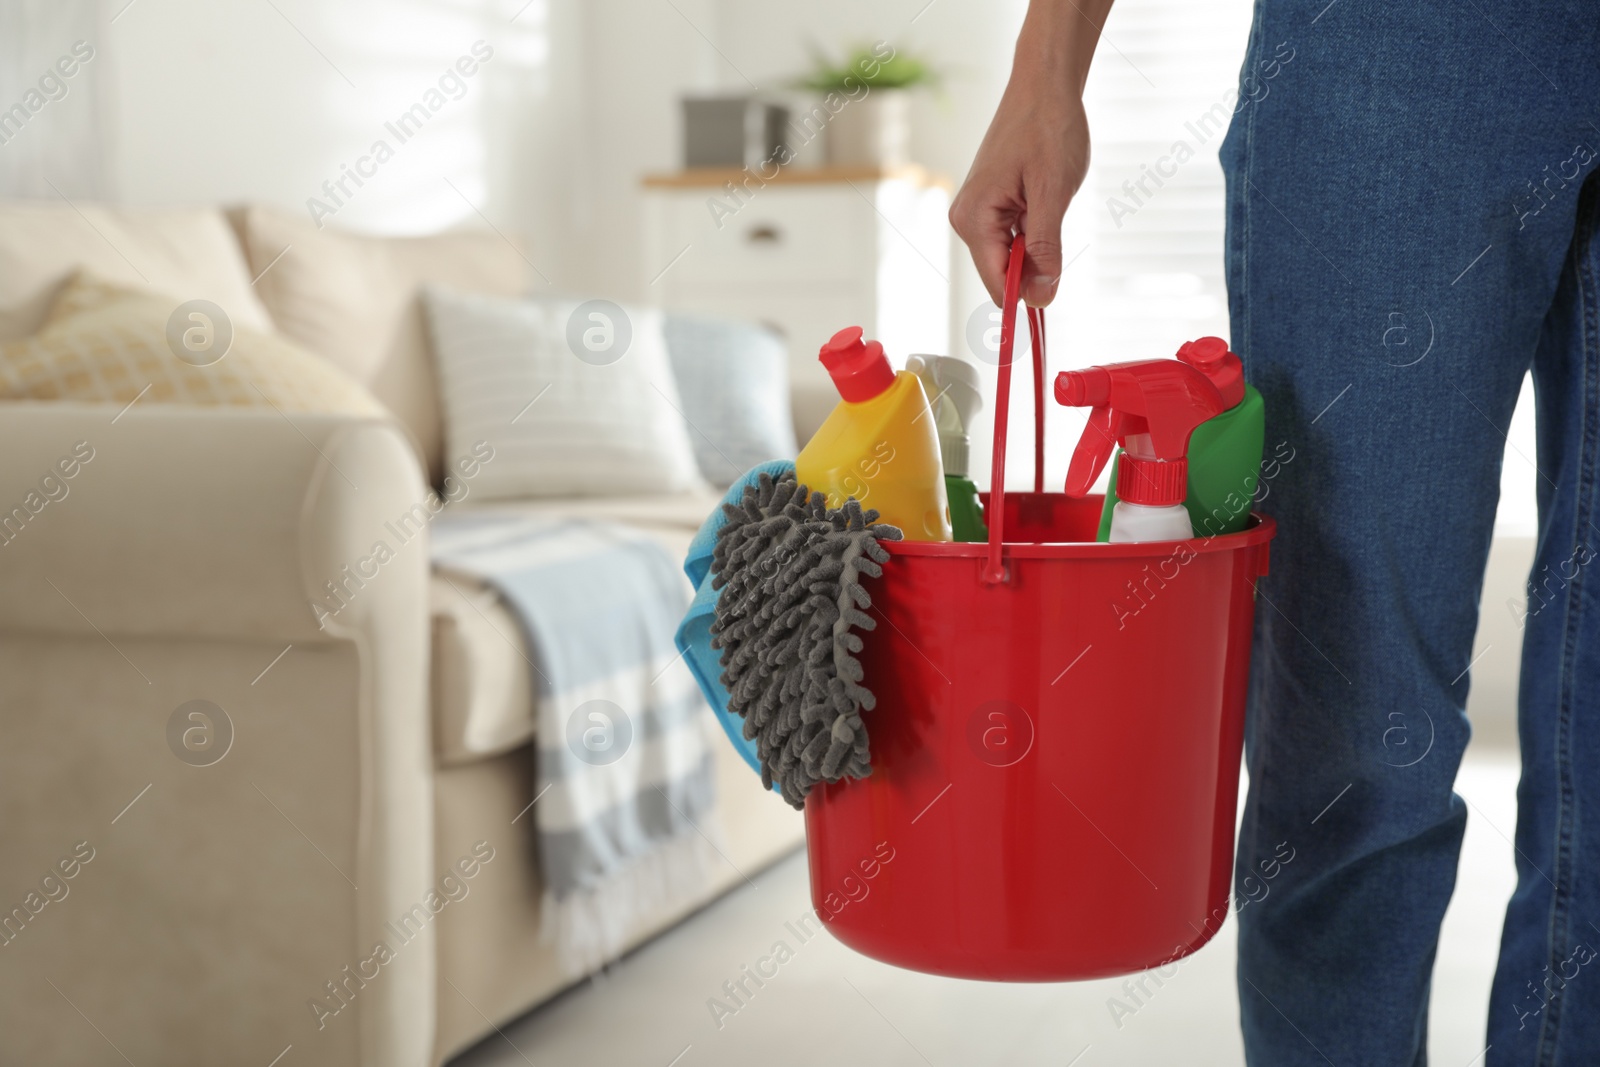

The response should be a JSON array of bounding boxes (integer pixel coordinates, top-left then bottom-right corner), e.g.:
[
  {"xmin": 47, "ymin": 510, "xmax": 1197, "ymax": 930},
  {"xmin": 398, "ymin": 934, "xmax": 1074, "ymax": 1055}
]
[{"xmin": 802, "ymin": 236, "xmax": 1276, "ymax": 981}]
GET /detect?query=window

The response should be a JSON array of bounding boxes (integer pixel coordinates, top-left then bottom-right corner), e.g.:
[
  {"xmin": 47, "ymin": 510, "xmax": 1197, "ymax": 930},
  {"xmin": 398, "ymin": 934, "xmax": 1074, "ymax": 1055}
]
[{"xmin": 1002, "ymin": 0, "xmax": 1535, "ymax": 536}]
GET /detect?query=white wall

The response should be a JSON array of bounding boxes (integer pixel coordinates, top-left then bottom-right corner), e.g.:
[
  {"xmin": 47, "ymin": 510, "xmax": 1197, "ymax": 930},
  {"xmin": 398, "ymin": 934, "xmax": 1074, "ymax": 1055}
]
[
  {"xmin": 75, "ymin": 0, "xmax": 722, "ymax": 302},
  {"xmin": 24, "ymin": 0, "xmax": 1019, "ymax": 315},
  {"xmin": 0, "ymin": 1, "xmax": 104, "ymax": 197},
  {"xmin": 707, "ymin": 0, "xmax": 1026, "ymax": 329}
]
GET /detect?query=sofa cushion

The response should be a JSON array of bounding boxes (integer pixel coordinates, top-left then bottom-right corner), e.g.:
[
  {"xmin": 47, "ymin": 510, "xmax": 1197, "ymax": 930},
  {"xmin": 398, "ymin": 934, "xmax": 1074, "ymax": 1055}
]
[
  {"xmin": 423, "ymin": 287, "xmax": 707, "ymax": 500},
  {"xmin": 431, "ymin": 574, "xmax": 536, "ymax": 763},
  {"xmin": 429, "ymin": 491, "xmax": 720, "ymax": 765},
  {"xmin": 0, "ymin": 200, "xmax": 273, "ymax": 342},
  {"xmin": 0, "ymin": 272, "xmax": 385, "ymax": 415},
  {"xmin": 662, "ymin": 313, "xmax": 798, "ymax": 486},
  {"xmin": 232, "ymin": 205, "xmax": 531, "ymax": 485}
]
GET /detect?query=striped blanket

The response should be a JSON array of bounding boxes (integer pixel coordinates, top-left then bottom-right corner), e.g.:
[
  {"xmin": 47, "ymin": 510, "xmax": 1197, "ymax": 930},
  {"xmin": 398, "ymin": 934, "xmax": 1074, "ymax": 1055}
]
[{"xmin": 431, "ymin": 511, "xmax": 717, "ymax": 972}]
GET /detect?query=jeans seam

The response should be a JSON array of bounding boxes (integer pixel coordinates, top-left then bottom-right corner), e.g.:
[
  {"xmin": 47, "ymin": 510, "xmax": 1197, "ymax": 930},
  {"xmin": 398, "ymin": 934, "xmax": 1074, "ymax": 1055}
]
[
  {"xmin": 1533, "ymin": 174, "xmax": 1600, "ymax": 1067},
  {"xmin": 1233, "ymin": 0, "xmax": 1262, "ymax": 902},
  {"xmin": 1231, "ymin": 15, "xmax": 1262, "ymax": 1060},
  {"xmin": 1239, "ymin": 6, "xmax": 1260, "ymax": 380}
]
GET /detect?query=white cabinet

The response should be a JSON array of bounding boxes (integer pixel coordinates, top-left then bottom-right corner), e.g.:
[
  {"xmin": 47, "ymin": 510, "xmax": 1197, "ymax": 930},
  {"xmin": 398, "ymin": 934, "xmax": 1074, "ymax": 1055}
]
[{"xmin": 641, "ymin": 166, "xmax": 951, "ymax": 439}]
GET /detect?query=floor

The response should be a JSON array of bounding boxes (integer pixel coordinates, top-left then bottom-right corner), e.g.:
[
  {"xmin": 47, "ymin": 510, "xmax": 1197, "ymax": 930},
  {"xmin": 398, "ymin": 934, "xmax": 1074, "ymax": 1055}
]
[{"xmin": 449, "ymin": 744, "xmax": 1521, "ymax": 1067}]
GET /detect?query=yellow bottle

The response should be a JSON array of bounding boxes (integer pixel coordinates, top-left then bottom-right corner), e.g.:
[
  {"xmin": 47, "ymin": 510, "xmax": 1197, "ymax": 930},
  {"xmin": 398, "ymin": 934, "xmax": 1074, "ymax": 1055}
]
[{"xmin": 796, "ymin": 327, "xmax": 952, "ymax": 542}]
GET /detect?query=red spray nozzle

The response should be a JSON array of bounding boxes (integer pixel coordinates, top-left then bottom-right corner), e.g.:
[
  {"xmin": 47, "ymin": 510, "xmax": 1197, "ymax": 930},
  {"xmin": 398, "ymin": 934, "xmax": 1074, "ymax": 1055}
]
[
  {"xmin": 1054, "ymin": 365, "xmax": 1112, "ymax": 408},
  {"xmin": 820, "ymin": 326, "xmax": 895, "ymax": 402},
  {"xmin": 1054, "ymin": 356, "xmax": 1228, "ymax": 508}
]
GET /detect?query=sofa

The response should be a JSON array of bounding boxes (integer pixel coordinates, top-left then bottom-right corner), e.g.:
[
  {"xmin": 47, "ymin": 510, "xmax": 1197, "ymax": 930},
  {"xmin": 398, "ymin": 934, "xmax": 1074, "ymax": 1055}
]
[{"xmin": 0, "ymin": 201, "xmax": 807, "ymax": 1066}]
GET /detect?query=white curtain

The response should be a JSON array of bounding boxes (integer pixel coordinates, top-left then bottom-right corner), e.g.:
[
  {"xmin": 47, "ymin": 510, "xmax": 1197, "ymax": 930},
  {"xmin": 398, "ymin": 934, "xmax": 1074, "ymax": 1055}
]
[{"xmin": 0, "ymin": 0, "xmax": 105, "ymax": 198}]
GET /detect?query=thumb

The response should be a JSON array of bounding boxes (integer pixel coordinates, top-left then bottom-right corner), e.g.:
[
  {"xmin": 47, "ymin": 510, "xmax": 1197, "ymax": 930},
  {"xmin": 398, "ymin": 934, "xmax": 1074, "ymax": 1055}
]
[{"xmin": 1019, "ymin": 199, "xmax": 1068, "ymax": 308}]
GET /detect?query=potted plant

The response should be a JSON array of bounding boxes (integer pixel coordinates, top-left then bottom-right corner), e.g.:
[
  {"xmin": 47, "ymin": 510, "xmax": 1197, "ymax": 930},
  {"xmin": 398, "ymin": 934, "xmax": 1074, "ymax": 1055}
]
[{"xmin": 795, "ymin": 44, "xmax": 938, "ymax": 168}]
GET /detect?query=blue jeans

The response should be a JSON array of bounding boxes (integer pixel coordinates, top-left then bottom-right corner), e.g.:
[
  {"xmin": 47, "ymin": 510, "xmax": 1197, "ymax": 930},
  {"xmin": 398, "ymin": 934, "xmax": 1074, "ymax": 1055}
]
[{"xmin": 1220, "ymin": 1, "xmax": 1600, "ymax": 1063}]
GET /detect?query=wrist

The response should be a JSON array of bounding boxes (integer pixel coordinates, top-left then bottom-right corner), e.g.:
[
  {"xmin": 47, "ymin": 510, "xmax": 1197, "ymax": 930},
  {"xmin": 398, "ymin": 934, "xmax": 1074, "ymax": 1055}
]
[{"xmin": 1013, "ymin": 0, "xmax": 1111, "ymax": 95}]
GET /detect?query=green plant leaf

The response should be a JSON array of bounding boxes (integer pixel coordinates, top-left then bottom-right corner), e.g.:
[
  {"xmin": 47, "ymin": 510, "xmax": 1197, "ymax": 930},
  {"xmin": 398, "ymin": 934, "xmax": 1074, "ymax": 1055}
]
[{"xmin": 790, "ymin": 42, "xmax": 939, "ymax": 93}]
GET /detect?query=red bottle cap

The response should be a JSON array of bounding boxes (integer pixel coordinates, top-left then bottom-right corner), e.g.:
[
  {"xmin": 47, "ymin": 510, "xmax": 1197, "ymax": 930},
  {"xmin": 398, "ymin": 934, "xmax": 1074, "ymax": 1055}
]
[
  {"xmin": 1118, "ymin": 455, "xmax": 1189, "ymax": 508},
  {"xmin": 1176, "ymin": 337, "xmax": 1244, "ymax": 408},
  {"xmin": 820, "ymin": 326, "xmax": 895, "ymax": 402}
]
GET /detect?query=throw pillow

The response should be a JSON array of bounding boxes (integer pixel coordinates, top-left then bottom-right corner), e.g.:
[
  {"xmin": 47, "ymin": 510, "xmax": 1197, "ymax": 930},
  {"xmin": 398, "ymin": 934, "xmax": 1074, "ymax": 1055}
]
[
  {"xmin": 422, "ymin": 287, "xmax": 705, "ymax": 499},
  {"xmin": 662, "ymin": 313, "xmax": 797, "ymax": 486},
  {"xmin": 0, "ymin": 272, "xmax": 385, "ymax": 415},
  {"xmin": 231, "ymin": 205, "xmax": 532, "ymax": 484},
  {"xmin": 0, "ymin": 201, "xmax": 274, "ymax": 343}
]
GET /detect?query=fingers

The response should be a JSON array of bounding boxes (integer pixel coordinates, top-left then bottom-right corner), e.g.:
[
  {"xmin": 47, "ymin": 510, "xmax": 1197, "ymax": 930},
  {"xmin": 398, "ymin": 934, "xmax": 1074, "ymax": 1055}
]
[
  {"xmin": 948, "ymin": 195, "xmax": 1015, "ymax": 307},
  {"xmin": 950, "ymin": 170, "xmax": 1076, "ymax": 308}
]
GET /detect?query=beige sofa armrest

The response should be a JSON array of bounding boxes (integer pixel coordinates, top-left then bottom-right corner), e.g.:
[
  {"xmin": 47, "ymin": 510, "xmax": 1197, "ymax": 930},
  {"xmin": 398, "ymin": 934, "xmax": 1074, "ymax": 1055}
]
[
  {"xmin": 0, "ymin": 402, "xmax": 431, "ymax": 641},
  {"xmin": 0, "ymin": 402, "xmax": 438, "ymax": 1067}
]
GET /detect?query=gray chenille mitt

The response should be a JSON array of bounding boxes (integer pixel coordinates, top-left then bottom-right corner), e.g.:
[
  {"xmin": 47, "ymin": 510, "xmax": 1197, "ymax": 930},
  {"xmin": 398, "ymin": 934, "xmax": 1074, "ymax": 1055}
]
[{"xmin": 710, "ymin": 473, "xmax": 902, "ymax": 808}]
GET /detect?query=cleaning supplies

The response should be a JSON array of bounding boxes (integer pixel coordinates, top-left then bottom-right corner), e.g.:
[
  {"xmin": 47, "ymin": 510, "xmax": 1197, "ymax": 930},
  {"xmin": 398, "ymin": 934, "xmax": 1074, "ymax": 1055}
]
[
  {"xmin": 1055, "ymin": 357, "xmax": 1228, "ymax": 543},
  {"xmin": 709, "ymin": 472, "xmax": 901, "ymax": 807},
  {"xmin": 676, "ymin": 459, "xmax": 796, "ymax": 779},
  {"xmin": 797, "ymin": 327, "xmax": 952, "ymax": 542},
  {"xmin": 906, "ymin": 354, "xmax": 988, "ymax": 542},
  {"xmin": 1094, "ymin": 337, "xmax": 1266, "ymax": 541}
]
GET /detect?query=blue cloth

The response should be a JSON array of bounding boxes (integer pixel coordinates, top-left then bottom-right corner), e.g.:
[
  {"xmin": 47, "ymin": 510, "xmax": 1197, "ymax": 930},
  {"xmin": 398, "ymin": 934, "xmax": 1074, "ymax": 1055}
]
[
  {"xmin": 675, "ymin": 461, "xmax": 794, "ymax": 778},
  {"xmin": 1220, "ymin": 5, "xmax": 1600, "ymax": 1064}
]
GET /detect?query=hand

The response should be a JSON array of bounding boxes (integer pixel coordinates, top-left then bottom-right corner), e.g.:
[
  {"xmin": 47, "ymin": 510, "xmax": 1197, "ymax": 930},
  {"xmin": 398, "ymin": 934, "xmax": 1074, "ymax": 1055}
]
[{"xmin": 949, "ymin": 2, "xmax": 1106, "ymax": 308}]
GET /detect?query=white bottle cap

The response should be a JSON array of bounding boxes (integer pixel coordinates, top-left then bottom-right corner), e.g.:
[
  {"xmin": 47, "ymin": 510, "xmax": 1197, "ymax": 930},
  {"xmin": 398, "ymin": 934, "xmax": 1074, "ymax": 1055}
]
[{"xmin": 906, "ymin": 354, "xmax": 983, "ymax": 478}]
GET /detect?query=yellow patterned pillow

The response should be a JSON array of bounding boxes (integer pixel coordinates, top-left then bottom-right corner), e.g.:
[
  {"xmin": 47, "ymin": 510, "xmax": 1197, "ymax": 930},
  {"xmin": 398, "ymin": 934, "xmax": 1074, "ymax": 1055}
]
[{"xmin": 0, "ymin": 272, "xmax": 385, "ymax": 415}]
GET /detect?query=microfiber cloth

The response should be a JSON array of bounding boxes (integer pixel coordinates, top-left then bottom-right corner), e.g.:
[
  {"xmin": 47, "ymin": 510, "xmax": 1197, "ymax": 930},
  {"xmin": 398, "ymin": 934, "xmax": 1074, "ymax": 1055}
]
[
  {"xmin": 676, "ymin": 461, "xmax": 793, "ymax": 778},
  {"xmin": 676, "ymin": 465, "xmax": 902, "ymax": 806},
  {"xmin": 710, "ymin": 473, "xmax": 901, "ymax": 808}
]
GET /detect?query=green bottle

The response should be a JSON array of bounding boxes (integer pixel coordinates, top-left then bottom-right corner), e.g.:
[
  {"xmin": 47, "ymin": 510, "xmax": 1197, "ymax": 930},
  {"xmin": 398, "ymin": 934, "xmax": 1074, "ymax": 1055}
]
[
  {"xmin": 944, "ymin": 472, "xmax": 988, "ymax": 543},
  {"xmin": 1095, "ymin": 338, "xmax": 1264, "ymax": 541},
  {"xmin": 906, "ymin": 354, "xmax": 988, "ymax": 542}
]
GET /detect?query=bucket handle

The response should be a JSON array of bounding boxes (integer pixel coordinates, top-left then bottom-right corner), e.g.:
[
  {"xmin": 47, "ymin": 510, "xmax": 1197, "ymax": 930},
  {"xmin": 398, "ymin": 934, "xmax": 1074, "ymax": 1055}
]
[{"xmin": 983, "ymin": 234, "xmax": 1047, "ymax": 585}]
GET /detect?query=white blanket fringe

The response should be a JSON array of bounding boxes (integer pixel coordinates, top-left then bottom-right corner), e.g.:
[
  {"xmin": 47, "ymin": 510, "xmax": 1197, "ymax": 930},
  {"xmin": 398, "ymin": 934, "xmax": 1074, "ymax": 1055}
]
[{"xmin": 540, "ymin": 828, "xmax": 724, "ymax": 976}]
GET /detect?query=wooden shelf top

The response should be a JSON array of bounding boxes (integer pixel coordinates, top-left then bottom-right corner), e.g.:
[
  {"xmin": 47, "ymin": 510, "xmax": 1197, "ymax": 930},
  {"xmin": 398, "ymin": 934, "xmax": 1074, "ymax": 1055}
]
[{"xmin": 643, "ymin": 163, "xmax": 952, "ymax": 191}]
